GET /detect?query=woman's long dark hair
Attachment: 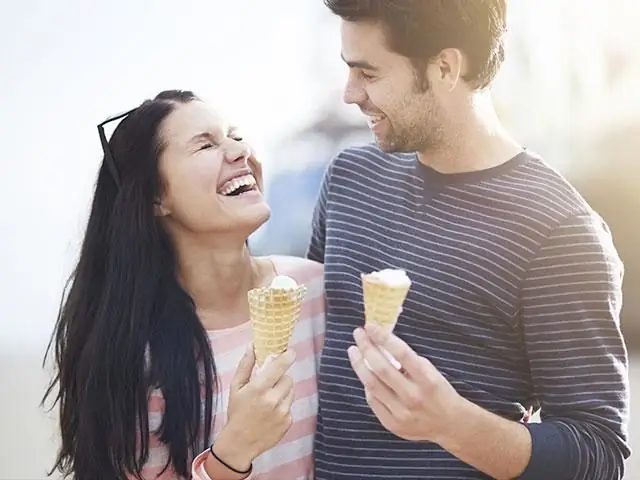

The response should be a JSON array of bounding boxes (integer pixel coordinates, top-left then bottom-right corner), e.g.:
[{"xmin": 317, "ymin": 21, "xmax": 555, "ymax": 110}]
[{"xmin": 42, "ymin": 90, "xmax": 216, "ymax": 479}]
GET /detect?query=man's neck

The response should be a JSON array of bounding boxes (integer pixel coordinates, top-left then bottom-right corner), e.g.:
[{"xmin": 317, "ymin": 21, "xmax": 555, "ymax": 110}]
[{"xmin": 417, "ymin": 92, "xmax": 522, "ymax": 174}]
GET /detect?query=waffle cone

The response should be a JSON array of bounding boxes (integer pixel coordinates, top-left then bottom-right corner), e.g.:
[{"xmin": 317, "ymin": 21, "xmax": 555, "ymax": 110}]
[
  {"xmin": 248, "ymin": 285, "xmax": 307, "ymax": 366},
  {"xmin": 361, "ymin": 273, "xmax": 410, "ymax": 329}
]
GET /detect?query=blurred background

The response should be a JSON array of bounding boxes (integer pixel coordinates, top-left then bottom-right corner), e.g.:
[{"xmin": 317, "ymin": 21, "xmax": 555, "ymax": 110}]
[{"xmin": 1, "ymin": 0, "xmax": 638, "ymax": 478}]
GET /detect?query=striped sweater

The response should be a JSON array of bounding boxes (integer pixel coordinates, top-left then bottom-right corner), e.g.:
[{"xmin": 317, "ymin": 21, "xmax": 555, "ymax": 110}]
[
  {"xmin": 307, "ymin": 145, "xmax": 631, "ymax": 479},
  {"xmin": 134, "ymin": 255, "xmax": 325, "ymax": 480}
]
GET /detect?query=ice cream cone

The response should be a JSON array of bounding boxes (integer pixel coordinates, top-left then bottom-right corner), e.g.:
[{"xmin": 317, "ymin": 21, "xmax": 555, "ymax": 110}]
[
  {"xmin": 361, "ymin": 270, "xmax": 411, "ymax": 330},
  {"xmin": 248, "ymin": 283, "xmax": 307, "ymax": 366}
]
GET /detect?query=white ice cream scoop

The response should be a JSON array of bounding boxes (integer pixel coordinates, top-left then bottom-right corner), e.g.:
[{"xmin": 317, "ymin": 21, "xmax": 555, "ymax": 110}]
[
  {"xmin": 368, "ymin": 268, "xmax": 411, "ymax": 287},
  {"xmin": 269, "ymin": 275, "xmax": 298, "ymax": 289}
]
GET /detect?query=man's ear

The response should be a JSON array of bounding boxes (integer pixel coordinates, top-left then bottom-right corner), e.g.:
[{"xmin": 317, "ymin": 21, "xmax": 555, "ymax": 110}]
[{"xmin": 429, "ymin": 47, "xmax": 465, "ymax": 92}]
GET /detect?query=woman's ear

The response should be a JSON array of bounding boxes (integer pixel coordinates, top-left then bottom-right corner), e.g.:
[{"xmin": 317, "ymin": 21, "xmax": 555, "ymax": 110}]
[{"xmin": 154, "ymin": 198, "xmax": 171, "ymax": 217}]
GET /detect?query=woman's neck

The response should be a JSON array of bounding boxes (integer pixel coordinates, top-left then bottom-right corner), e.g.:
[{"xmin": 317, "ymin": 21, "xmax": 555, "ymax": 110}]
[{"xmin": 173, "ymin": 235, "xmax": 274, "ymax": 330}]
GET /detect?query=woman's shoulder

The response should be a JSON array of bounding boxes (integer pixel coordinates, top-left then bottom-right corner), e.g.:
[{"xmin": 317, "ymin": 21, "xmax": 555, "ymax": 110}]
[{"xmin": 264, "ymin": 255, "xmax": 324, "ymax": 281}]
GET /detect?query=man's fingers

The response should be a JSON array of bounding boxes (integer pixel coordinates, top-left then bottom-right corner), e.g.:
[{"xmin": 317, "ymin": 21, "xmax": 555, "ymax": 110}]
[
  {"xmin": 348, "ymin": 345, "xmax": 409, "ymax": 415},
  {"xmin": 365, "ymin": 390, "xmax": 396, "ymax": 426},
  {"xmin": 354, "ymin": 328, "xmax": 415, "ymax": 397},
  {"xmin": 364, "ymin": 323, "xmax": 428, "ymax": 379}
]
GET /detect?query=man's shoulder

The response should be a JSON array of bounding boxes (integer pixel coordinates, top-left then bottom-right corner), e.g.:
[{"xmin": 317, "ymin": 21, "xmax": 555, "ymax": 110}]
[{"xmin": 511, "ymin": 150, "xmax": 594, "ymax": 219}]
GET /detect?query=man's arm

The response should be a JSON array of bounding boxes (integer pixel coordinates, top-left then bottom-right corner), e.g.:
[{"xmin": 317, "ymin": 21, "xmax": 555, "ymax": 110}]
[
  {"xmin": 351, "ymin": 211, "xmax": 630, "ymax": 480},
  {"xmin": 306, "ymin": 159, "xmax": 333, "ymax": 264},
  {"xmin": 517, "ymin": 212, "xmax": 630, "ymax": 479}
]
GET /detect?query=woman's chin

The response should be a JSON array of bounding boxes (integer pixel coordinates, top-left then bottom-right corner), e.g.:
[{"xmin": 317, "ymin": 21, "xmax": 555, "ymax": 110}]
[{"xmin": 237, "ymin": 202, "xmax": 271, "ymax": 237}]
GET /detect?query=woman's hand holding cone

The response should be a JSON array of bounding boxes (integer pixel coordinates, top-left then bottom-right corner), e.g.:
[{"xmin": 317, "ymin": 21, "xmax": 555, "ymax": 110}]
[{"xmin": 209, "ymin": 347, "xmax": 296, "ymax": 474}]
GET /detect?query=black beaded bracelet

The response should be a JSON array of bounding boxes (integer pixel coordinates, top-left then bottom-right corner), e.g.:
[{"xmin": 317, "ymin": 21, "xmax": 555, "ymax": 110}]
[{"xmin": 209, "ymin": 444, "xmax": 253, "ymax": 476}]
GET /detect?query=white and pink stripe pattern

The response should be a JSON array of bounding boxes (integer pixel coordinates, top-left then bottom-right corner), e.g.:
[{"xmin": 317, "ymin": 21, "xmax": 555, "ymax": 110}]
[{"xmin": 134, "ymin": 256, "xmax": 325, "ymax": 480}]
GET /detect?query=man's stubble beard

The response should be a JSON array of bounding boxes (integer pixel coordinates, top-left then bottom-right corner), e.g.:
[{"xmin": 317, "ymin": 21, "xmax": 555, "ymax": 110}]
[
  {"xmin": 375, "ymin": 73, "xmax": 441, "ymax": 154},
  {"xmin": 378, "ymin": 109, "xmax": 442, "ymax": 154}
]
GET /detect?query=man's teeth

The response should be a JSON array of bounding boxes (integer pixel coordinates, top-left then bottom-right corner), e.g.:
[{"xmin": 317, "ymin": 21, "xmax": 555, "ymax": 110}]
[{"xmin": 220, "ymin": 174, "xmax": 256, "ymax": 196}]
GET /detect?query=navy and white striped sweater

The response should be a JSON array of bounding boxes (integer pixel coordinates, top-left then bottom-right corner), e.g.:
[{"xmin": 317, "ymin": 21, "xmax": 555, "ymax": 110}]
[{"xmin": 307, "ymin": 145, "xmax": 630, "ymax": 479}]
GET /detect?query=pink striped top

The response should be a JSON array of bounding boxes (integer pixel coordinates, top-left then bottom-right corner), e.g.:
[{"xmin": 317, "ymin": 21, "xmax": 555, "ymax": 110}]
[{"xmin": 135, "ymin": 256, "xmax": 325, "ymax": 480}]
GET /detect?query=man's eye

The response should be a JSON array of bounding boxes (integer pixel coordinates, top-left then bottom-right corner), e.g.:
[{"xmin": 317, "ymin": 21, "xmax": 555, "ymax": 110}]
[
  {"xmin": 230, "ymin": 133, "xmax": 244, "ymax": 142},
  {"xmin": 199, "ymin": 143, "xmax": 213, "ymax": 150},
  {"xmin": 361, "ymin": 72, "xmax": 375, "ymax": 81}
]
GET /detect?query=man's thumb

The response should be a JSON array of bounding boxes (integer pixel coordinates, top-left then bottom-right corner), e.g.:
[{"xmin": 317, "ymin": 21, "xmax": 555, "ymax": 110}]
[{"xmin": 231, "ymin": 345, "xmax": 256, "ymax": 390}]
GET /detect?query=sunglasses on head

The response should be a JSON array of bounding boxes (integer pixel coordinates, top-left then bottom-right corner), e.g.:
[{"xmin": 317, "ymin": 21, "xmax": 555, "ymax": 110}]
[{"xmin": 97, "ymin": 107, "xmax": 137, "ymax": 188}]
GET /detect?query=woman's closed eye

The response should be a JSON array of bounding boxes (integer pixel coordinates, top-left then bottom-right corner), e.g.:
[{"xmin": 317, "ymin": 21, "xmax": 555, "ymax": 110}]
[{"xmin": 228, "ymin": 129, "xmax": 244, "ymax": 142}]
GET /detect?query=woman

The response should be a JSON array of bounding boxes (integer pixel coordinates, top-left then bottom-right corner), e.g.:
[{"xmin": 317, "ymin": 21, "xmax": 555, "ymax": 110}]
[{"xmin": 43, "ymin": 90, "xmax": 325, "ymax": 480}]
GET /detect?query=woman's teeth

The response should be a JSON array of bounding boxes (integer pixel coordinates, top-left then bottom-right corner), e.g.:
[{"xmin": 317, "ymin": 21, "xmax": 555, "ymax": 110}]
[{"xmin": 220, "ymin": 174, "xmax": 256, "ymax": 196}]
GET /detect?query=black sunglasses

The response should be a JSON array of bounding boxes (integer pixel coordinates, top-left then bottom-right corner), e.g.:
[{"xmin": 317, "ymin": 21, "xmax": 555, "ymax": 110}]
[{"xmin": 97, "ymin": 107, "xmax": 137, "ymax": 188}]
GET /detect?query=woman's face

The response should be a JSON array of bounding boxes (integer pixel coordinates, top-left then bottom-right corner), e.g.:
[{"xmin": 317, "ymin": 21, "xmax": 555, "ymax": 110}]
[{"xmin": 155, "ymin": 100, "xmax": 270, "ymax": 238}]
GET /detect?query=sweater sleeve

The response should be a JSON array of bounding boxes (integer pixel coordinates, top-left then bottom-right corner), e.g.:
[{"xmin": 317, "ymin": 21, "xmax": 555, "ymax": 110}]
[
  {"xmin": 518, "ymin": 212, "xmax": 631, "ymax": 480},
  {"xmin": 306, "ymin": 159, "xmax": 334, "ymax": 264}
]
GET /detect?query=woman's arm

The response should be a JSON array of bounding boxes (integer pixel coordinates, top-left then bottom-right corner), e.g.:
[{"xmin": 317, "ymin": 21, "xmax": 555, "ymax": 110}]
[{"xmin": 192, "ymin": 349, "xmax": 298, "ymax": 480}]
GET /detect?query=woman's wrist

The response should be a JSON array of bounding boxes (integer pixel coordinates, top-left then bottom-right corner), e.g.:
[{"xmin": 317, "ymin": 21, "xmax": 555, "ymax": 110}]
[
  {"xmin": 210, "ymin": 444, "xmax": 252, "ymax": 475},
  {"xmin": 206, "ymin": 425, "xmax": 255, "ymax": 478}
]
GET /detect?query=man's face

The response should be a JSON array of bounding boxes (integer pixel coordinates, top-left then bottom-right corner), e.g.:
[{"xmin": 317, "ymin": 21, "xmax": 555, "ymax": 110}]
[{"xmin": 339, "ymin": 20, "xmax": 445, "ymax": 153}]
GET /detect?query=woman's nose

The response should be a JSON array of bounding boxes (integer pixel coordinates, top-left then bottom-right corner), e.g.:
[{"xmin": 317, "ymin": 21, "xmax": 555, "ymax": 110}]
[{"xmin": 223, "ymin": 139, "xmax": 251, "ymax": 164}]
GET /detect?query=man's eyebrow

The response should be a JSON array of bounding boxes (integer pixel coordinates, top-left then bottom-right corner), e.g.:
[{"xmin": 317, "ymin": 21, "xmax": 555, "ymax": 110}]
[{"xmin": 341, "ymin": 53, "xmax": 379, "ymax": 71}]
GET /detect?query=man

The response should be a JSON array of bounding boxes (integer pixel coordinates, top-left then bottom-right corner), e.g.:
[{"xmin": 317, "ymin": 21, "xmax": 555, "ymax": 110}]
[{"xmin": 307, "ymin": 1, "xmax": 631, "ymax": 479}]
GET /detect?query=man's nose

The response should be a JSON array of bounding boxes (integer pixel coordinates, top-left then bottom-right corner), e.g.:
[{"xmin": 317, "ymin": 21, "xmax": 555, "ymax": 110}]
[{"xmin": 343, "ymin": 74, "xmax": 367, "ymax": 105}]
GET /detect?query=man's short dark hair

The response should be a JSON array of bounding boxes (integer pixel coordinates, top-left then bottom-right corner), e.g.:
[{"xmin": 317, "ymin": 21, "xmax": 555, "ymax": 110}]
[{"xmin": 324, "ymin": 0, "xmax": 508, "ymax": 90}]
